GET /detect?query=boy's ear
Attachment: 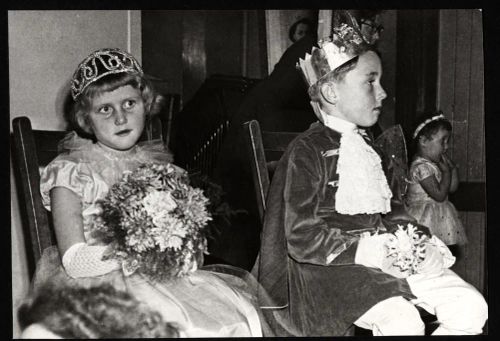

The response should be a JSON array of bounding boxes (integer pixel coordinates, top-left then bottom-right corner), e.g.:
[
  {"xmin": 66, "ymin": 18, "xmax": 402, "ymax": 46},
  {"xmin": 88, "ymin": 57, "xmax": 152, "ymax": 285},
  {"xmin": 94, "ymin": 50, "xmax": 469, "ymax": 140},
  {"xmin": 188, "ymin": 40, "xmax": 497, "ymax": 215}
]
[{"xmin": 319, "ymin": 82, "xmax": 337, "ymax": 105}]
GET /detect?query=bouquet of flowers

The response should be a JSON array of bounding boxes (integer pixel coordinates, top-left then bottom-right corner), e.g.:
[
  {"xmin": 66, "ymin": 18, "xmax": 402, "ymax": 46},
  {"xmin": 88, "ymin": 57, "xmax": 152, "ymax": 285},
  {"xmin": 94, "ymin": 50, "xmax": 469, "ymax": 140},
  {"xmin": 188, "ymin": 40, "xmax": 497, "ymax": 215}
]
[
  {"xmin": 384, "ymin": 223, "xmax": 429, "ymax": 275},
  {"xmin": 94, "ymin": 163, "xmax": 211, "ymax": 281}
]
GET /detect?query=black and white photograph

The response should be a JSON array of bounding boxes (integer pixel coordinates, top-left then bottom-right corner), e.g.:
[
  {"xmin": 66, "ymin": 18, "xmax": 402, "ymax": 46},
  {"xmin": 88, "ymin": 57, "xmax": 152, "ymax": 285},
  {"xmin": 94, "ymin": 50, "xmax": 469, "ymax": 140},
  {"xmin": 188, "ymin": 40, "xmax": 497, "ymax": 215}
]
[{"xmin": 8, "ymin": 7, "xmax": 491, "ymax": 338}]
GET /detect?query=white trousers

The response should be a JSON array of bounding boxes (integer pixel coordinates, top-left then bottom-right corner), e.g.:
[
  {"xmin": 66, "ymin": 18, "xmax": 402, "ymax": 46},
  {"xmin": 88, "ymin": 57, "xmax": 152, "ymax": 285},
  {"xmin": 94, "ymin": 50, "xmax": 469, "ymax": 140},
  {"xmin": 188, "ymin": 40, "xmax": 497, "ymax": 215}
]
[
  {"xmin": 354, "ymin": 296, "xmax": 425, "ymax": 335},
  {"xmin": 407, "ymin": 268, "xmax": 488, "ymax": 335},
  {"xmin": 354, "ymin": 269, "xmax": 488, "ymax": 335}
]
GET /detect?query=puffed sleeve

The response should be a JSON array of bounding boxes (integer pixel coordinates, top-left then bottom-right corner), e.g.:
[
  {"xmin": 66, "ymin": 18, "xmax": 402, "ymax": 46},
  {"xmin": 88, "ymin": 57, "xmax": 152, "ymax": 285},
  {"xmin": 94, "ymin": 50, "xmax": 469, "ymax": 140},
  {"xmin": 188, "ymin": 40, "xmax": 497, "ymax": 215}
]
[
  {"xmin": 412, "ymin": 162, "xmax": 435, "ymax": 182},
  {"xmin": 284, "ymin": 140, "xmax": 359, "ymax": 266},
  {"xmin": 40, "ymin": 157, "xmax": 93, "ymax": 211}
]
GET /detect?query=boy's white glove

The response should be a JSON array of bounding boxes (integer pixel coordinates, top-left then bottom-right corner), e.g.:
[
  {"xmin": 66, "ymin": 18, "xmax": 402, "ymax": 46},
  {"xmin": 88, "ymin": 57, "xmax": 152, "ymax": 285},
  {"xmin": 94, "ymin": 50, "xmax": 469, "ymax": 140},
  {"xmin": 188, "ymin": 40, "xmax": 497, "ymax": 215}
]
[
  {"xmin": 354, "ymin": 232, "xmax": 391, "ymax": 269},
  {"xmin": 416, "ymin": 236, "xmax": 455, "ymax": 275},
  {"xmin": 62, "ymin": 242, "xmax": 120, "ymax": 278}
]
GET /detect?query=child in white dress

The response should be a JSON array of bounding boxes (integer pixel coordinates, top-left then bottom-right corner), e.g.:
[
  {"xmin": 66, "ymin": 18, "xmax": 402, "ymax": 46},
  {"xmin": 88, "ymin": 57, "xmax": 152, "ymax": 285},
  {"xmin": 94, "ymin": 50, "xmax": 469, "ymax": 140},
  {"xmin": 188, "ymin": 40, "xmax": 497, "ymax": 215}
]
[
  {"xmin": 406, "ymin": 112, "xmax": 467, "ymax": 256},
  {"xmin": 33, "ymin": 48, "xmax": 268, "ymax": 337}
]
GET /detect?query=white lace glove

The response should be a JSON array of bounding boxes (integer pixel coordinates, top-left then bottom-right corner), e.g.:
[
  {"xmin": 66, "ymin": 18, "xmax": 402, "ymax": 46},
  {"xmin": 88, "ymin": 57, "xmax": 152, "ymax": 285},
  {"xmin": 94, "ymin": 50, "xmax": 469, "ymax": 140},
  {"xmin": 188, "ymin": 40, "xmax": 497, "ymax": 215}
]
[
  {"xmin": 354, "ymin": 233, "xmax": 391, "ymax": 269},
  {"xmin": 62, "ymin": 242, "xmax": 120, "ymax": 278}
]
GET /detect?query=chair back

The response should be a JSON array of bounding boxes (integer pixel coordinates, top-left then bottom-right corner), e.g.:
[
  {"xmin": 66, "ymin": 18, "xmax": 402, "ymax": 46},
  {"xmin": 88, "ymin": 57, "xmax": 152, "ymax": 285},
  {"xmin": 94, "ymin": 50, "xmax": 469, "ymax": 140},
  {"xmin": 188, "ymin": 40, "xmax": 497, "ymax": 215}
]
[
  {"xmin": 243, "ymin": 120, "xmax": 299, "ymax": 223},
  {"xmin": 140, "ymin": 93, "xmax": 181, "ymax": 150},
  {"xmin": 12, "ymin": 117, "xmax": 65, "ymax": 275}
]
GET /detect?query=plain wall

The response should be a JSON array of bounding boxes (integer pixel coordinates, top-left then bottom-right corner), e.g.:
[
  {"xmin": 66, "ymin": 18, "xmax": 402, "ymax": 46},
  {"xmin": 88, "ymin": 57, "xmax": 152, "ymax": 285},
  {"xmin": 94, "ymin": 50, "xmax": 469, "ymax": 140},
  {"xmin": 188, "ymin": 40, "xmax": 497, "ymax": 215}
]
[{"xmin": 9, "ymin": 10, "xmax": 142, "ymax": 337}]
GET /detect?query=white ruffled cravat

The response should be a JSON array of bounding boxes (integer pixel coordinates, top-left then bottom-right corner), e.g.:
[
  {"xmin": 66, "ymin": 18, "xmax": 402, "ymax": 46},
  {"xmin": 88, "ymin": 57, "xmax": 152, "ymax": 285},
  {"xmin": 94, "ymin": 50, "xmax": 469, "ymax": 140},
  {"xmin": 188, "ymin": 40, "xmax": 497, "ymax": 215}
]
[{"xmin": 323, "ymin": 113, "xmax": 392, "ymax": 215}]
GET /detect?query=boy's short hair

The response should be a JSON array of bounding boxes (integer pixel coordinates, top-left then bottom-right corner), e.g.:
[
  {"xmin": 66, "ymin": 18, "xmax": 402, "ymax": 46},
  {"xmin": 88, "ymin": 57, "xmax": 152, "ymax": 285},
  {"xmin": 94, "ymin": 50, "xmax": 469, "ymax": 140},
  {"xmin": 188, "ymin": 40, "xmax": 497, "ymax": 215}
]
[
  {"xmin": 66, "ymin": 72, "xmax": 163, "ymax": 136},
  {"xmin": 308, "ymin": 55, "xmax": 359, "ymax": 102}
]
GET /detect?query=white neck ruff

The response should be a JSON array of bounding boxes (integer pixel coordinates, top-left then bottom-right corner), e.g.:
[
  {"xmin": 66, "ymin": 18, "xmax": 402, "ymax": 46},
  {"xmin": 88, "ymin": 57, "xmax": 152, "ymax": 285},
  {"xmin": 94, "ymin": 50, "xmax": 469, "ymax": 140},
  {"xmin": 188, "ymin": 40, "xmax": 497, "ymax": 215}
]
[{"xmin": 322, "ymin": 112, "xmax": 392, "ymax": 215}]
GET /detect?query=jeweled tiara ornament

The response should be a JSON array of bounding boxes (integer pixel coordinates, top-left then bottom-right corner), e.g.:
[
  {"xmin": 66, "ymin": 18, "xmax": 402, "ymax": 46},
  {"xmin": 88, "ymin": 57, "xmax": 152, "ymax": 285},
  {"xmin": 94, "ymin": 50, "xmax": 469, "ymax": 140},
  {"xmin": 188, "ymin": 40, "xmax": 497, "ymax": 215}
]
[
  {"xmin": 71, "ymin": 48, "xmax": 144, "ymax": 100},
  {"xmin": 412, "ymin": 113, "xmax": 446, "ymax": 139},
  {"xmin": 297, "ymin": 10, "xmax": 368, "ymax": 88}
]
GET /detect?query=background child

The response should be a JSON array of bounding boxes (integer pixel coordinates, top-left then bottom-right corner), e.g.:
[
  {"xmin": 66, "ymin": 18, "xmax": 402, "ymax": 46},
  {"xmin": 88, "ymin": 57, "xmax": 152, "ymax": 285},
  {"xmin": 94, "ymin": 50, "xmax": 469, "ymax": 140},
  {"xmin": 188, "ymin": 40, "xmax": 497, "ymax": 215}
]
[
  {"xmin": 34, "ymin": 48, "xmax": 267, "ymax": 337},
  {"xmin": 253, "ymin": 11, "xmax": 487, "ymax": 336},
  {"xmin": 406, "ymin": 112, "xmax": 467, "ymax": 257}
]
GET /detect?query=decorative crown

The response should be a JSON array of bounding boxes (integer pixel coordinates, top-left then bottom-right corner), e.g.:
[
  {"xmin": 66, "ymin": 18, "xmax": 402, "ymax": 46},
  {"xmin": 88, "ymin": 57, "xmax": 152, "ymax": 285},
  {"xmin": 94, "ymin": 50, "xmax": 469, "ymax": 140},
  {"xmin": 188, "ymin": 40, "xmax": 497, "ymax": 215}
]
[
  {"xmin": 297, "ymin": 10, "xmax": 368, "ymax": 88},
  {"xmin": 71, "ymin": 48, "xmax": 143, "ymax": 100}
]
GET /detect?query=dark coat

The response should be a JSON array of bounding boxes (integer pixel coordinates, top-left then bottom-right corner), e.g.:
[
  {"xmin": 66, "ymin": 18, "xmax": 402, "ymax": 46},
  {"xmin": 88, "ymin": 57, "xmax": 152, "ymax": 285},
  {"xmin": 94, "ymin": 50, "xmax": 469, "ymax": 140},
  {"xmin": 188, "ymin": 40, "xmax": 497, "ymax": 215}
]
[
  {"xmin": 253, "ymin": 122, "xmax": 416, "ymax": 336},
  {"xmin": 210, "ymin": 36, "xmax": 319, "ymax": 269}
]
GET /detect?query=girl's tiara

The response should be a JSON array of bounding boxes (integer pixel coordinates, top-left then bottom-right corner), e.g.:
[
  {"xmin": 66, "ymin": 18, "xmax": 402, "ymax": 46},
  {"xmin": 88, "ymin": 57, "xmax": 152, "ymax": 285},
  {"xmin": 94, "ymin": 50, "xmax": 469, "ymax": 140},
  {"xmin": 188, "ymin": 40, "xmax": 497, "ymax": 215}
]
[
  {"xmin": 412, "ymin": 113, "xmax": 446, "ymax": 139},
  {"xmin": 71, "ymin": 48, "xmax": 143, "ymax": 100}
]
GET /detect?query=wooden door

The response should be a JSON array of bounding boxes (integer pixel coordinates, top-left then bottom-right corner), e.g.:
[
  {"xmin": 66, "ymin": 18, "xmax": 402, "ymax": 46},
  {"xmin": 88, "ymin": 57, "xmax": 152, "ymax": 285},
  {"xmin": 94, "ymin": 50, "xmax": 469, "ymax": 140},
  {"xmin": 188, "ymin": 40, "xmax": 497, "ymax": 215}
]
[{"xmin": 437, "ymin": 9, "xmax": 486, "ymax": 295}]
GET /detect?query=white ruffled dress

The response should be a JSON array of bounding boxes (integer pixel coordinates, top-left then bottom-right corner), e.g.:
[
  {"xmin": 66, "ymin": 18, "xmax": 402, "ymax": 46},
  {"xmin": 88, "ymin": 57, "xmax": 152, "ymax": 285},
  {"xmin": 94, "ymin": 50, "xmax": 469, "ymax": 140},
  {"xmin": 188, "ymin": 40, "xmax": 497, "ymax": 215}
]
[
  {"xmin": 405, "ymin": 156, "xmax": 467, "ymax": 245},
  {"xmin": 35, "ymin": 132, "xmax": 264, "ymax": 337}
]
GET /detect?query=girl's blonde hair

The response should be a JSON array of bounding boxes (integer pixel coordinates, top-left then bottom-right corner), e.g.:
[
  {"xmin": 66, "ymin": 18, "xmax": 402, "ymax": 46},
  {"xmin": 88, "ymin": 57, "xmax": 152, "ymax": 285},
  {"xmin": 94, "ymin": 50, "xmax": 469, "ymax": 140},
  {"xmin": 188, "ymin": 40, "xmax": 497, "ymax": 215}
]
[{"xmin": 67, "ymin": 72, "xmax": 163, "ymax": 136}]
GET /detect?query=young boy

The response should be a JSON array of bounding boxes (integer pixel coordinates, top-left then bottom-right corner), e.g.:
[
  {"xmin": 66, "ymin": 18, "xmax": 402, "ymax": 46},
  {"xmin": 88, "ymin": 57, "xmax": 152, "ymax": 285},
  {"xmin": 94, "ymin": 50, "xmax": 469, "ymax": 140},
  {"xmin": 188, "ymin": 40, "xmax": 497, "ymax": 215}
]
[{"xmin": 253, "ymin": 11, "xmax": 487, "ymax": 336}]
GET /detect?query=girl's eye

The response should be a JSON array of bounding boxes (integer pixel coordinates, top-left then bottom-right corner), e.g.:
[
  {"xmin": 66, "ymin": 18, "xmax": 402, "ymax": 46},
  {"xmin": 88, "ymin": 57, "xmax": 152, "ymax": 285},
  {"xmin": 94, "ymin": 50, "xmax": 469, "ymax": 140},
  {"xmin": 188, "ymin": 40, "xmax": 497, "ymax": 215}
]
[
  {"xmin": 123, "ymin": 100, "xmax": 136, "ymax": 110},
  {"xmin": 98, "ymin": 106, "xmax": 113, "ymax": 116}
]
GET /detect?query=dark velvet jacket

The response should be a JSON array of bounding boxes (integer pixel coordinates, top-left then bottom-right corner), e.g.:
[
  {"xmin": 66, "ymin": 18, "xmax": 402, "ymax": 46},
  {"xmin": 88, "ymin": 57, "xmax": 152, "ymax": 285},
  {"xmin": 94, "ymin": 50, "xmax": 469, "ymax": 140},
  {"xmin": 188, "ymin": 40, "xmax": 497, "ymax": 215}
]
[{"xmin": 253, "ymin": 122, "xmax": 416, "ymax": 336}]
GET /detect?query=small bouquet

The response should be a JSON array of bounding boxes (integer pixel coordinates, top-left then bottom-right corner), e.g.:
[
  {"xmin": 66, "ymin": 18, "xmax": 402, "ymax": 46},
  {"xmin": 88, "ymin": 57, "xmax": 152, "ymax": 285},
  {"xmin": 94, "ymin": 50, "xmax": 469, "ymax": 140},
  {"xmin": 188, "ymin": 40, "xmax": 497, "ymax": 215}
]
[
  {"xmin": 384, "ymin": 223, "xmax": 429, "ymax": 275},
  {"xmin": 94, "ymin": 163, "xmax": 211, "ymax": 281}
]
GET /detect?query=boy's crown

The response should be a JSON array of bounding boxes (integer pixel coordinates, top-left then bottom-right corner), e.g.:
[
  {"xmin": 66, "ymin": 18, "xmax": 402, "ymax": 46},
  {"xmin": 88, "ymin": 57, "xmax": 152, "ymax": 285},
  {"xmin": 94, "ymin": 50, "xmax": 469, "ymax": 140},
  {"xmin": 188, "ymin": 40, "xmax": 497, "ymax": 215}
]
[
  {"xmin": 297, "ymin": 11, "xmax": 368, "ymax": 87},
  {"xmin": 71, "ymin": 48, "xmax": 143, "ymax": 100}
]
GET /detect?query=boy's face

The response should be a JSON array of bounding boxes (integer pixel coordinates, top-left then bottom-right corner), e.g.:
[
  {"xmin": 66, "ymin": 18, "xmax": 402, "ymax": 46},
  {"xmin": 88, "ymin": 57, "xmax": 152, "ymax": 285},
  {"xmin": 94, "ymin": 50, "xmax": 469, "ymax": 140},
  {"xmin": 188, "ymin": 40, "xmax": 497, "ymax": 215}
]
[
  {"xmin": 331, "ymin": 51, "xmax": 386, "ymax": 127},
  {"xmin": 87, "ymin": 84, "xmax": 146, "ymax": 151}
]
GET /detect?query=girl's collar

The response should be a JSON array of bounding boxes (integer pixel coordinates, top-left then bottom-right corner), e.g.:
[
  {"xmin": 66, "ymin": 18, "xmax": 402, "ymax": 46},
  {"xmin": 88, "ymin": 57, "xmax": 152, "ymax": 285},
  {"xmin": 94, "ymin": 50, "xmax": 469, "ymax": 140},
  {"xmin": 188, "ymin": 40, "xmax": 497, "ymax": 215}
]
[{"xmin": 96, "ymin": 142, "xmax": 139, "ymax": 159}]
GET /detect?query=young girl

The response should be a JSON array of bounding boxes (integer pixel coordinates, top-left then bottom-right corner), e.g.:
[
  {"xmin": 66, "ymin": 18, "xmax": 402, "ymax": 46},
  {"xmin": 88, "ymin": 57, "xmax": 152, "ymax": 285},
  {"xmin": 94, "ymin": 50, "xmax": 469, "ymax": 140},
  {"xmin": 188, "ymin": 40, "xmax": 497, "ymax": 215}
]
[
  {"xmin": 406, "ymin": 112, "xmax": 467, "ymax": 255},
  {"xmin": 33, "ymin": 47, "xmax": 268, "ymax": 337}
]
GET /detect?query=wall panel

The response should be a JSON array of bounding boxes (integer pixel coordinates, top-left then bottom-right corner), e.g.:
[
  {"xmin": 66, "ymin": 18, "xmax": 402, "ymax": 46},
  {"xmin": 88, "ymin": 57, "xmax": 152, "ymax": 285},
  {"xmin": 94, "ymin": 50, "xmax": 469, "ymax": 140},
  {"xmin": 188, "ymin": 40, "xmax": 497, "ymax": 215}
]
[{"xmin": 437, "ymin": 9, "xmax": 485, "ymax": 294}]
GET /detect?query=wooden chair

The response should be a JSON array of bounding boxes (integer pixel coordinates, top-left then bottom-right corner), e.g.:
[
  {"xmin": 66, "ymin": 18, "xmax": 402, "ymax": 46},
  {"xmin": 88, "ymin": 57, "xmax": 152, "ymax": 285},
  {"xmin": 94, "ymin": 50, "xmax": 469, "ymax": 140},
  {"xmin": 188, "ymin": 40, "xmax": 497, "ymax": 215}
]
[
  {"xmin": 243, "ymin": 120, "xmax": 298, "ymax": 223},
  {"xmin": 140, "ymin": 93, "xmax": 181, "ymax": 150},
  {"xmin": 243, "ymin": 119, "xmax": 439, "ymax": 335},
  {"xmin": 12, "ymin": 117, "xmax": 65, "ymax": 278}
]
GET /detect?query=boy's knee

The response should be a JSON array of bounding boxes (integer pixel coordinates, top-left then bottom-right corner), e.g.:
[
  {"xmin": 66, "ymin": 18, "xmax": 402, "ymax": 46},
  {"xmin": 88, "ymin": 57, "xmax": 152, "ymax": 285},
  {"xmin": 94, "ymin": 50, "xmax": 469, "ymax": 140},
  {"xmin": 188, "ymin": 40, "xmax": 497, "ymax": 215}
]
[
  {"xmin": 376, "ymin": 297, "xmax": 425, "ymax": 335},
  {"xmin": 437, "ymin": 287, "xmax": 488, "ymax": 334},
  {"xmin": 462, "ymin": 289, "xmax": 488, "ymax": 322}
]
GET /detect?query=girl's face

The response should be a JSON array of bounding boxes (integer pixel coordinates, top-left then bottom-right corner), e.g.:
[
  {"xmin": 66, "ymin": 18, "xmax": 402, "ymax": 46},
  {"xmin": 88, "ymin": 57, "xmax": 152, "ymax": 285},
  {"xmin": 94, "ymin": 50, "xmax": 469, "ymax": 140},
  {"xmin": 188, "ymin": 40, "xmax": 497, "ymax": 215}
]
[
  {"xmin": 332, "ymin": 51, "xmax": 387, "ymax": 127},
  {"xmin": 421, "ymin": 128, "xmax": 450, "ymax": 162},
  {"xmin": 87, "ymin": 85, "xmax": 146, "ymax": 151}
]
